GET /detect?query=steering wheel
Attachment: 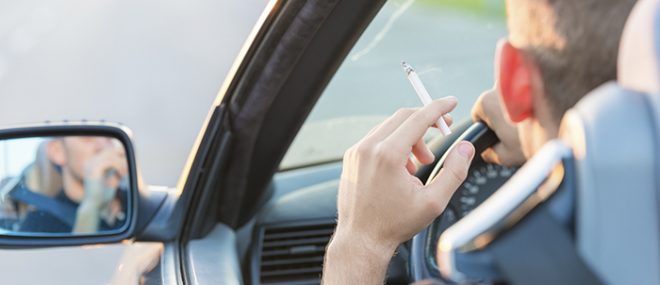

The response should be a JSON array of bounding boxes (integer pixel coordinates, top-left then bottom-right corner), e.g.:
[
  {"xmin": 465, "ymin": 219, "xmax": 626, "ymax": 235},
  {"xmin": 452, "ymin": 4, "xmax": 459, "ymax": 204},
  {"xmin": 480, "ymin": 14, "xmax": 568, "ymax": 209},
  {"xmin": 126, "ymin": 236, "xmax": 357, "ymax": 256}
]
[{"xmin": 409, "ymin": 121, "xmax": 518, "ymax": 281}]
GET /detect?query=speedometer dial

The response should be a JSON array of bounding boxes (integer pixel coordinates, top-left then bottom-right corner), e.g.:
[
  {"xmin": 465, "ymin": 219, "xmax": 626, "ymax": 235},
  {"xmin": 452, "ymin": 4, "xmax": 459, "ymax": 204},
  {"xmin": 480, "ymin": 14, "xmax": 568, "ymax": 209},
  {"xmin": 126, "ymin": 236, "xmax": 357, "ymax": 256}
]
[{"xmin": 453, "ymin": 163, "xmax": 515, "ymax": 218}]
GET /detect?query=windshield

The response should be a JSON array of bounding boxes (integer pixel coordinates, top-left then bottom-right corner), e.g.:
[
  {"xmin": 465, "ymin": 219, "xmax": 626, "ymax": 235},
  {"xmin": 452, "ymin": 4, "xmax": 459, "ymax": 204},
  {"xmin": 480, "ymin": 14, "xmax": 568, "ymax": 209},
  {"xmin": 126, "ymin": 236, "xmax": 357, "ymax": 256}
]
[{"xmin": 281, "ymin": 0, "xmax": 506, "ymax": 169}]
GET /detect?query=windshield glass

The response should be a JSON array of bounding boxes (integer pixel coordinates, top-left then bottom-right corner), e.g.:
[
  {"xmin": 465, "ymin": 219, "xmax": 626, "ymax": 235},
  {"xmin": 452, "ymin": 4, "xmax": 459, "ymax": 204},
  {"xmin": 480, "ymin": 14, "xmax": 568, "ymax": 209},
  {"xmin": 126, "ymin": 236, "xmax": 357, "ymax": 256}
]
[{"xmin": 281, "ymin": 0, "xmax": 506, "ymax": 169}]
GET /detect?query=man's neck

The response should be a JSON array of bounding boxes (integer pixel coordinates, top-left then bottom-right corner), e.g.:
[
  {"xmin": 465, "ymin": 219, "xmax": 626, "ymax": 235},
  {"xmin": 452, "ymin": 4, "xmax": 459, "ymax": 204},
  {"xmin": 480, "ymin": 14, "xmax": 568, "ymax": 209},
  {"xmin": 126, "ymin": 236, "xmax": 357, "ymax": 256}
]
[{"xmin": 62, "ymin": 169, "xmax": 84, "ymax": 203}]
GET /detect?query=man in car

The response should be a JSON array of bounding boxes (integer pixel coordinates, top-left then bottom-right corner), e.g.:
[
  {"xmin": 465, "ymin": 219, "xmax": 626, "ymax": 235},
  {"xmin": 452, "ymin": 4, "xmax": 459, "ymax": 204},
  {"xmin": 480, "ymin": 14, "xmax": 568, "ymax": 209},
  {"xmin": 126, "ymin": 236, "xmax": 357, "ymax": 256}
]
[
  {"xmin": 14, "ymin": 136, "xmax": 128, "ymax": 234},
  {"xmin": 322, "ymin": 0, "xmax": 637, "ymax": 284}
]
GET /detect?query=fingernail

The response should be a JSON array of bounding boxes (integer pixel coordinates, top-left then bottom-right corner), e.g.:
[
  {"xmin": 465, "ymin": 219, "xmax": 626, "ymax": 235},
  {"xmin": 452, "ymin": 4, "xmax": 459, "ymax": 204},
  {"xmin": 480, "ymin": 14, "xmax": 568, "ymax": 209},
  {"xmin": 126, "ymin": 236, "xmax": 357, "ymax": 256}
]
[
  {"xmin": 458, "ymin": 142, "xmax": 474, "ymax": 158},
  {"xmin": 444, "ymin": 96, "xmax": 457, "ymax": 102}
]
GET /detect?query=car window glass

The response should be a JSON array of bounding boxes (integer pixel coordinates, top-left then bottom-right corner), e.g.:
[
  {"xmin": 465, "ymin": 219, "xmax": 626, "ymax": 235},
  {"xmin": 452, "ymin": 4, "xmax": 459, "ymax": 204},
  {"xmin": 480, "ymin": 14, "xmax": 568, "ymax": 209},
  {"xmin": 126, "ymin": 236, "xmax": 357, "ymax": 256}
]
[{"xmin": 281, "ymin": 0, "xmax": 506, "ymax": 169}]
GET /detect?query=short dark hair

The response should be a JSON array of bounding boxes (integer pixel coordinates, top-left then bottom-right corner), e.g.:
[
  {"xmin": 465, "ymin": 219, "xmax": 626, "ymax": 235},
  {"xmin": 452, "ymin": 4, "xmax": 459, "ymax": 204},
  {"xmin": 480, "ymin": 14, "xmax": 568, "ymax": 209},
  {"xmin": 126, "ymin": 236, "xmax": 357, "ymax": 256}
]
[{"xmin": 507, "ymin": 0, "xmax": 638, "ymax": 123}]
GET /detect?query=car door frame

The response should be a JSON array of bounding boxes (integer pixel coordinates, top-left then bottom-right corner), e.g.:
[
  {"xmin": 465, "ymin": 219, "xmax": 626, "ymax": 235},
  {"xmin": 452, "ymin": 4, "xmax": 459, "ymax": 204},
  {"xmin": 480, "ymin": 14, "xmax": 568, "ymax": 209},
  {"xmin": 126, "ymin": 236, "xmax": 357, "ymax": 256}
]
[{"xmin": 163, "ymin": 0, "xmax": 387, "ymax": 283}]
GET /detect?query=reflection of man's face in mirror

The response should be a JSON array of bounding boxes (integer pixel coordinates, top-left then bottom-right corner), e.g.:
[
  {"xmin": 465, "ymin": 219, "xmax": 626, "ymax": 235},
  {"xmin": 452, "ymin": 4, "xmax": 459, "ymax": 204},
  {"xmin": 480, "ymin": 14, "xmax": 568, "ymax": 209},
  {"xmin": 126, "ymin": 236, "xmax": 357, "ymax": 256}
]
[
  {"xmin": 45, "ymin": 137, "xmax": 127, "ymax": 203},
  {"xmin": 10, "ymin": 136, "xmax": 129, "ymax": 234}
]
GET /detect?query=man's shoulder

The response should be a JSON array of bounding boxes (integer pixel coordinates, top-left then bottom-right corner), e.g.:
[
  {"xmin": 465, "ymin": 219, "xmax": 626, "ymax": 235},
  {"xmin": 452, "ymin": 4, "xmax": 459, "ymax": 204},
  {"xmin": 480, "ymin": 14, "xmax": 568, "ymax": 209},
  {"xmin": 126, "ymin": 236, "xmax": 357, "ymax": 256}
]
[{"xmin": 20, "ymin": 209, "xmax": 71, "ymax": 233}]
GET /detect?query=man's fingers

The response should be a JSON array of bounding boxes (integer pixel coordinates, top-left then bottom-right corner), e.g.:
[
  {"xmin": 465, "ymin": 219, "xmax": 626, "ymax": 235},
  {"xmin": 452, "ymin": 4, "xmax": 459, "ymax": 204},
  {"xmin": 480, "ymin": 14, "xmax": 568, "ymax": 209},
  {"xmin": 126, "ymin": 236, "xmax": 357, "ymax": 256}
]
[
  {"xmin": 411, "ymin": 114, "xmax": 452, "ymax": 165},
  {"xmin": 412, "ymin": 138, "xmax": 434, "ymax": 165},
  {"xmin": 482, "ymin": 144, "xmax": 525, "ymax": 167},
  {"xmin": 364, "ymin": 123, "xmax": 382, "ymax": 138},
  {"xmin": 481, "ymin": 143, "xmax": 513, "ymax": 165},
  {"xmin": 423, "ymin": 141, "xmax": 475, "ymax": 214},
  {"xmin": 385, "ymin": 97, "xmax": 458, "ymax": 152},
  {"xmin": 406, "ymin": 158, "xmax": 417, "ymax": 175},
  {"xmin": 442, "ymin": 114, "xmax": 453, "ymax": 127},
  {"xmin": 471, "ymin": 89, "xmax": 498, "ymax": 126},
  {"xmin": 481, "ymin": 148, "xmax": 501, "ymax": 164},
  {"xmin": 108, "ymin": 156, "xmax": 129, "ymax": 178},
  {"xmin": 471, "ymin": 92, "xmax": 486, "ymax": 122},
  {"xmin": 364, "ymin": 108, "xmax": 417, "ymax": 144},
  {"xmin": 106, "ymin": 175, "xmax": 120, "ymax": 190},
  {"xmin": 384, "ymin": 112, "xmax": 453, "ymax": 166}
]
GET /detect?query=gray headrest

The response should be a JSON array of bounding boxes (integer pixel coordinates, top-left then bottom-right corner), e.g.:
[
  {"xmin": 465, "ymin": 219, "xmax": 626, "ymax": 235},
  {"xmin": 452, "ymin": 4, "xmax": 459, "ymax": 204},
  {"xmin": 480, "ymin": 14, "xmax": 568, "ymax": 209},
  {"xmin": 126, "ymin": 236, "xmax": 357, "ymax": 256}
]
[
  {"xmin": 618, "ymin": 0, "xmax": 660, "ymax": 93},
  {"xmin": 561, "ymin": 83, "xmax": 660, "ymax": 285},
  {"xmin": 558, "ymin": 0, "xmax": 660, "ymax": 283},
  {"xmin": 625, "ymin": 0, "xmax": 660, "ymax": 162}
]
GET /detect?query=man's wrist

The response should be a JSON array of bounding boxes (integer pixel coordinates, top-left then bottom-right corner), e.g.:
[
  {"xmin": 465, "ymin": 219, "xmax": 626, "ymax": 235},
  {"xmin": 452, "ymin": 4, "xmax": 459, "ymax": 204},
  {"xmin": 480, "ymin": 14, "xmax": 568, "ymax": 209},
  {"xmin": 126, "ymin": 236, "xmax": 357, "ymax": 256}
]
[
  {"xmin": 323, "ymin": 228, "xmax": 398, "ymax": 284},
  {"xmin": 329, "ymin": 228, "xmax": 398, "ymax": 262}
]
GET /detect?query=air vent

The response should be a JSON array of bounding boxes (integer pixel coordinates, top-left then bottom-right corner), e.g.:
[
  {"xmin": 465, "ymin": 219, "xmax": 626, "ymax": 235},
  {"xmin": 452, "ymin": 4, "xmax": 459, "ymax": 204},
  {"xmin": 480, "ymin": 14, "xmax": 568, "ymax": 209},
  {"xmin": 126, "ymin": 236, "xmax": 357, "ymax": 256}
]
[{"xmin": 259, "ymin": 221, "xmax": 336, "ymax": 285}]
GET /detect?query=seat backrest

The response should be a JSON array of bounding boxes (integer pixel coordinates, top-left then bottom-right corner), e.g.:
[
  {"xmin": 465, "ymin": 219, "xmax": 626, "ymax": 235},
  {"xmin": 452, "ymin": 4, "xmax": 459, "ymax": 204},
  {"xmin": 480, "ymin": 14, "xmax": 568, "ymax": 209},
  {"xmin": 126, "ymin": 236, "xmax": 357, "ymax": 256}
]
[
  {"xmin": 619, "ymin": 0, "xmax": 660, "ymax": 155},
  {"xmin": 559, "ymin": 0, "xmax": 660, "ymax": 283}
]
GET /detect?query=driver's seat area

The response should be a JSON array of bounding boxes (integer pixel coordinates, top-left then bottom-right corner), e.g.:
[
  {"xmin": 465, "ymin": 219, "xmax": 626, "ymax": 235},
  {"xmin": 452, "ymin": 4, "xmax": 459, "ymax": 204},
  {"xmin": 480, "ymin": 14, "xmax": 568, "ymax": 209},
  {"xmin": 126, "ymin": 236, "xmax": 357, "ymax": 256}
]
[
  {"xmin": 560, "ymin": 0, "xmax": 660, "ymax": 282},
  {"xmin": 437, "ymin": 0, "xmax": 660, "ymax": 283}
]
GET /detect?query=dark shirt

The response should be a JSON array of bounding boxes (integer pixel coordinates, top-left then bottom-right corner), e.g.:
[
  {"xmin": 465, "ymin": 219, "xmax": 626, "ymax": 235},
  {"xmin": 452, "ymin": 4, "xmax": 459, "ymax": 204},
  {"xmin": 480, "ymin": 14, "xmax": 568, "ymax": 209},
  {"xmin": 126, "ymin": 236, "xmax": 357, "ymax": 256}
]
[
  {"xmin": 19, "ymin": 191, "xmax": 75, "ymax": 233},
  {"xmin": 18, "ymin": 190, "xmax": 126, "ymax": 233}
]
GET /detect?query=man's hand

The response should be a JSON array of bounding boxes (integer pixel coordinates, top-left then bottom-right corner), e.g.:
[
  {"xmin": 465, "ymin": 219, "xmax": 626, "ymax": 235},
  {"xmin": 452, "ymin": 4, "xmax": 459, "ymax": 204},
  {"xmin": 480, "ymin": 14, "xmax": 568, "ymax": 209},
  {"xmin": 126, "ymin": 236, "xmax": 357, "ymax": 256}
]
[
  {"xmin": 75, "ymin": 147, "xmax": 128, "ymax": 234},
  {"xmin": 323, "ymin": 97, "xmax": 475, "ymax": 285},
  {"xmin": 85, "ymin": 147, "xmax": 128, "ymax": 188},
  {"xmin": 82, "ymin": 147, "xmax": 128, "ymax": 208},
  {"xmin": 471, "ymin": 88, "xmax": 526, "ymax": 166}
]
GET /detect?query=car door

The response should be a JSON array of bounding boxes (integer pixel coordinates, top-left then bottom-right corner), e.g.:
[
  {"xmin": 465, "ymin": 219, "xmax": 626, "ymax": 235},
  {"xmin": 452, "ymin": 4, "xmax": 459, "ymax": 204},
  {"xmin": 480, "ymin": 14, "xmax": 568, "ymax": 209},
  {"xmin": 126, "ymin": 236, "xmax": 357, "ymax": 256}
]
[{"xmin": 172, "ymin": 0, "xmax": 390, "ymax": 283}]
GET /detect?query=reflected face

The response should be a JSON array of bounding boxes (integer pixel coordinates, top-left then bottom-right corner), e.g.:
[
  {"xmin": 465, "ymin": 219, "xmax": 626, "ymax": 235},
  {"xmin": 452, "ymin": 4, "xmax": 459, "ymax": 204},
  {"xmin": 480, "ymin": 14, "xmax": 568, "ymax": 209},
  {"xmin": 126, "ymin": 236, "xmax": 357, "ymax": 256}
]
[{"xmin": 49, "ymin": 137, "xmax": 115, "ymax": 182}]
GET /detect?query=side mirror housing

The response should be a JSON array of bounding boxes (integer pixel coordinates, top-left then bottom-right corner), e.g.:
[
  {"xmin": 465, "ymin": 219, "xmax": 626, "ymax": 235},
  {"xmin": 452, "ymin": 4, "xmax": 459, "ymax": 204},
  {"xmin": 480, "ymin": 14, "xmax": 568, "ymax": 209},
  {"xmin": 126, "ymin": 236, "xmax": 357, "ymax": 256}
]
[{"xmin": 0, "ymin": 122, "xmax": 139, "ymax": 247}]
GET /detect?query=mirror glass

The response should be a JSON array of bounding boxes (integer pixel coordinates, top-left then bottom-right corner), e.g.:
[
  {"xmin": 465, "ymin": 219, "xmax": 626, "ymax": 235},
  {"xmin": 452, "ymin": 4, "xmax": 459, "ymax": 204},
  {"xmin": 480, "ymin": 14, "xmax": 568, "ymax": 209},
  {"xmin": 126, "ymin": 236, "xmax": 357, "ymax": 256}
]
[{"xmin": 0, "ymin": 136, "xmax": 131, "ymax": 236}]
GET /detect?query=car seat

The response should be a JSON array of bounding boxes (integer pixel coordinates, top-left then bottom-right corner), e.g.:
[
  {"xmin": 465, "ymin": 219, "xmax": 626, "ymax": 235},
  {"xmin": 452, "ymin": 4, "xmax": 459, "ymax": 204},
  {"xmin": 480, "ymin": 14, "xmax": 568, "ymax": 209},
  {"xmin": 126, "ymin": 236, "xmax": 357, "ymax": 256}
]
[{"xmin": 437, "ymin": 0, "xmax": 660, "ymax": 283}]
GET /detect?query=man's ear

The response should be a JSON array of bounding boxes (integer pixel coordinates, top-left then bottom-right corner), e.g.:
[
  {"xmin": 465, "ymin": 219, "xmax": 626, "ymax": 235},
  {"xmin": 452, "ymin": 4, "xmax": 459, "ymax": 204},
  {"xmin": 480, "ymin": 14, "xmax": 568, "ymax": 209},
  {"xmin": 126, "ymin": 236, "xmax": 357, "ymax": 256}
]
[
  {"xmin": 496, "ymin": 41, "xmax": 535, "ymax": 123},
  {"xmin": 46, "ymin": 139, "xmax": 66, "ymax": 167}
]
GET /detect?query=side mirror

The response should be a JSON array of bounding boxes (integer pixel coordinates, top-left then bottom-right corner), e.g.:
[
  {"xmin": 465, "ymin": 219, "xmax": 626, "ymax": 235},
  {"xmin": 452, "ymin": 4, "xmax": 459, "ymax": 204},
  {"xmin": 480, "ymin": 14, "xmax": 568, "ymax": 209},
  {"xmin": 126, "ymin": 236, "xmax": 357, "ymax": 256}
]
[{"xmin": 0, "ymin": 122, "xmax": 139, "ymax": 246}]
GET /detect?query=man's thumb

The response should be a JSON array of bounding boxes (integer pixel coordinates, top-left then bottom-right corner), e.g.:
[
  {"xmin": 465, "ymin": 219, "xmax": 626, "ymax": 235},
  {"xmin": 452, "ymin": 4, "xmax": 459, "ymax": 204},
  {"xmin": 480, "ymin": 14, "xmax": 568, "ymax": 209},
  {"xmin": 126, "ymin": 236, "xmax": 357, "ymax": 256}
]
[{"xmin": 425, "ymin": 141, "xmax": 475, "ymax": 207}]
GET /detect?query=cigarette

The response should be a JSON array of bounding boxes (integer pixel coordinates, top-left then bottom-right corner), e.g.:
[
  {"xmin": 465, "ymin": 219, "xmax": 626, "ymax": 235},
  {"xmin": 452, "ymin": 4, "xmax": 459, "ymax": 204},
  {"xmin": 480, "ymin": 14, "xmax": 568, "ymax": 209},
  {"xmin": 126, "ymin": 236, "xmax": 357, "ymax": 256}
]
[{"xmin": 401, "ymin": 61, "xmax": 452, "ymax": 136}]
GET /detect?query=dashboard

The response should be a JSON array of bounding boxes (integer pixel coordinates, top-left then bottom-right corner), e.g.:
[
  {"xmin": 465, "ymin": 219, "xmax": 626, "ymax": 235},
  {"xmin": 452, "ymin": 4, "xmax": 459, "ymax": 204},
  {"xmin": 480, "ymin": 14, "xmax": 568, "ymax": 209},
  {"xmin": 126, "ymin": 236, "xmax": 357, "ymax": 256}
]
[{"xmin": 242, "ymin": 122, "xmax": 515, "ymax": 284}]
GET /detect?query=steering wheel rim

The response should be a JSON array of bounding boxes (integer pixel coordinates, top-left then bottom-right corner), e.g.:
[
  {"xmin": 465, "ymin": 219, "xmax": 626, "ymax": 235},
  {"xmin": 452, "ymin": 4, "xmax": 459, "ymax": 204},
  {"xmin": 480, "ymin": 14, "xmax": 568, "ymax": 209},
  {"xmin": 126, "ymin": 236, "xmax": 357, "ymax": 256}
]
[
  {"xmin": 426, "ymin": 122, "xmax": 498, "ymax": 184},
  {"xmin": 410, "ymin": 121, "xmax": 500, "ymax": 281}
]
